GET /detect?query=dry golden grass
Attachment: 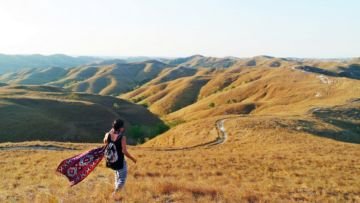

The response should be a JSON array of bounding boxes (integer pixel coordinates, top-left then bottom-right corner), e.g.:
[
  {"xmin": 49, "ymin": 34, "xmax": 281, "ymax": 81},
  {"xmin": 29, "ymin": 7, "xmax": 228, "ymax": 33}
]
[
  {"xmin": 120, "ymin": 68, "xmax": 213, "ymax": 116},
  {"xmin": 119, "ymin": 56, "xmax": 359, "ymax": 122},
  {"xmin": 166, "ymin": 66, "xmax": 360, "ymax": 121},
  {"xmin": 118, "ymin": 56, "xmax": 360, "ymax": 123},
  {"xmin": 1, "ymin": 56, "xmax": 359, "ymax": 202},
  {"xmin": 1, "ymin": 114, "xmax": 359, "ymax": 202}
]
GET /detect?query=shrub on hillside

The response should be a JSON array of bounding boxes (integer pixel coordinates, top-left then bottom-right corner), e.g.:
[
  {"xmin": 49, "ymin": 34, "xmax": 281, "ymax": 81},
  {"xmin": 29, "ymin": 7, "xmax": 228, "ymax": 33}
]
[
  {"xmin": 167, "ymin": 119, "xmax": 186, "ymax": 128},
  {"xmin": 140, "ymin": 102, "xmax": 149, "ymax": 108},
  {"xmin": 128, "ymin": 123, "xmax": 169, "ymax": 144}
]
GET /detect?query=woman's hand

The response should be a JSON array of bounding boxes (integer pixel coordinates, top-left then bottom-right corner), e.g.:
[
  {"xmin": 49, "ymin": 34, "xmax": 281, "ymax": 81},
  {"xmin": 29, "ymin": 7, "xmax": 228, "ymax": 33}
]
[{"xmin": 131, "ymin": 157, "xmax": 137, "ymax": 164}]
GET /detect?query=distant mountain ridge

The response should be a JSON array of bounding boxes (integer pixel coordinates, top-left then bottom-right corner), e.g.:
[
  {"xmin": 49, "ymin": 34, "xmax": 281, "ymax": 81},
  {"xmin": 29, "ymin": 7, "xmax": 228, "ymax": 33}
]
[
  {"xmin": 48, "ymin": 60, "xmax": 172, "ymax": 95},
  {"xmin": 0, "ymin": 54, "xmax": 101, "ymax": 74},
  {"xmin": 0, "ymin": 67, "xmax": 67, "ymax": 85},
  {"xmin": 1, "ymin": 55, "xmax": 359, "ymax": 98}
]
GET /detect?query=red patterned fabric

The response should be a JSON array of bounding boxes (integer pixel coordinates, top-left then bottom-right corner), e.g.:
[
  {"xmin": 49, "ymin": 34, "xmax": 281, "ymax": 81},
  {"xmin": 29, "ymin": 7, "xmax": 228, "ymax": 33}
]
[{"xmin": 56, "ymin": 146, "xmax": 105, "ymax": 186}]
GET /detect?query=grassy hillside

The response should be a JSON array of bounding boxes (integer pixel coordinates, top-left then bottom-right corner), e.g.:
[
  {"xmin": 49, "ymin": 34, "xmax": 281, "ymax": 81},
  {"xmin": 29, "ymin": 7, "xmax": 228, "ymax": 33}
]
[
  {"xmin": 165, "ymin": 65, "xmax": 360, "ymax": 121},
  {"xmin": 145, "ymin": 66, "xmax": 199, "ymax": 85},
  {"xmin": 144, "ymin": 98, "xmax": 360, "ymax": 148},
  {"xmin": 310, "ymin": 100, "xmax": 360, "ymax": 143},
  {"xmin": 0, "ymin": 114, "xmax": 359, "ymax": 202},
  {"xmin": 119, "ymin": 56, "xmax": 359, "ymax": 123},
  {"xmin": 0, "ymin": 85, "xmax": 166, "ymax": 143},
  {"xmin": 121, "ymin": 68, "xmax": 213, "ymax": 115}
]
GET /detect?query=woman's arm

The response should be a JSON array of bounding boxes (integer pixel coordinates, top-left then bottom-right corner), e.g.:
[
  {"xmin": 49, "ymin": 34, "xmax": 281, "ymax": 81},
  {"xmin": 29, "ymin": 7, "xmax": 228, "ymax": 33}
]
[
  {"xmin": 121, "ymin": 136, "xmax": 137, "ymax": 163},
  {"xmin": 103, "ymin": 132, "xmax": 110, "ymax": 145},
  {"xmin": 103, "ymin": 129, "xmax": 116, "ymax": 145}
]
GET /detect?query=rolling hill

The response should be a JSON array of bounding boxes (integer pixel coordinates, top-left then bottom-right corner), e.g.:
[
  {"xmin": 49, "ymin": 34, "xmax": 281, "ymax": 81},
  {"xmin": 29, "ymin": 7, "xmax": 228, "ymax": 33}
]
[
  {"xmin": 2, "ymin": 55, "xmax": 358, "ymax": 99},
  {"xmin": 53, "ymin": 60, "xmax": 171, "ymax": 95},
  {"xmin": 164, "ymin": 65, "xmax": 360, "ymax": 121},
  {"xmin": 1, "ymin": 55, "xmax": 359, "ymax": 133},
  {"xmin": 0, "ymin": 84, "xmax": 166, "ymax": 143},
  {"xmin": 120, "ymin": 56, "xmax": 359, "ymax": 122},
  {"xmin": 0, "ymin": 60, "xmax": 173, "ymax": 96},
  {"xmin": 120, "ymin": 68, "xmax": 215, "ymax": 115}
]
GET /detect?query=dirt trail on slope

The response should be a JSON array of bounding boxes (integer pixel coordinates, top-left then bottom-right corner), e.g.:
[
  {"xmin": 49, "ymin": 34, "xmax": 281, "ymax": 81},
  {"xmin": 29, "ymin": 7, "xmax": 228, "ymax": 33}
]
[{"xmin": 136, "ymin": 115, "xmax": 248, "ymax": 151}]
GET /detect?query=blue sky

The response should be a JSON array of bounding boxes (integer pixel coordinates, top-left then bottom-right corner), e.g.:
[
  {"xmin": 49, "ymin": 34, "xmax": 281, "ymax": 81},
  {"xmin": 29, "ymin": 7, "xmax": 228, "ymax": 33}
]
[{"xmin": 0, "ymin": 0, "xmax": 359, "ymax": 58}]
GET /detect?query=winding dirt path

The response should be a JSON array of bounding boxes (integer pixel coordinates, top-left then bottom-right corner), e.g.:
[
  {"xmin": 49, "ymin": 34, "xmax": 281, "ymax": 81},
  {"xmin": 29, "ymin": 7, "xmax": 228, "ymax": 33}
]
[{"xmin": 137, "ymin": 116, "xmax": 244, "ymax": 151}]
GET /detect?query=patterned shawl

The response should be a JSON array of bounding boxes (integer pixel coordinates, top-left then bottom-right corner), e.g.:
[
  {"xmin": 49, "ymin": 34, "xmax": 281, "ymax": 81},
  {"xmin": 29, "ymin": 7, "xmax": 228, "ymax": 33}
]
[{"xmin": 56, "ymin": 146, "xmax": 105, "ymax": 186}]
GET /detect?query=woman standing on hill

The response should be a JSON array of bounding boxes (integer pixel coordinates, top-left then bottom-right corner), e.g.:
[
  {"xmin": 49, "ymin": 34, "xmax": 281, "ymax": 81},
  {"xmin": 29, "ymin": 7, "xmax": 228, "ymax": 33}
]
[{"xmin": 103, "ymin": 119, "xmax": 137, "ymax": 199}]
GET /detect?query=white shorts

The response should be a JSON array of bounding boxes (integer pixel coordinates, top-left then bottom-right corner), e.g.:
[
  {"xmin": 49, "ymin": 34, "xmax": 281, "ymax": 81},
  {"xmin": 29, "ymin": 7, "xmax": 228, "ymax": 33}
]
[{"xmin": 114, "ymin": 160, "xmax": 127, "ymax": 191}]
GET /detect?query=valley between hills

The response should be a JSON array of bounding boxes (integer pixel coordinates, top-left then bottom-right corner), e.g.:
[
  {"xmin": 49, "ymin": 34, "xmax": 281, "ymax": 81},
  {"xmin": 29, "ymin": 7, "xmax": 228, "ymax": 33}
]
[{"xmin": 0, "ymin": 54, "xmax": 359, "ymax": 202}]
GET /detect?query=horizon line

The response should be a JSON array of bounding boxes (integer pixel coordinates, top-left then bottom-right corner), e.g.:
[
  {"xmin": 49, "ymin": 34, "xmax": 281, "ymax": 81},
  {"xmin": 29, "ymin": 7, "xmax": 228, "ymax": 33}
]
[{"xmin": 0, "ymin": 53, "xmax": 359, "ymax": 60}]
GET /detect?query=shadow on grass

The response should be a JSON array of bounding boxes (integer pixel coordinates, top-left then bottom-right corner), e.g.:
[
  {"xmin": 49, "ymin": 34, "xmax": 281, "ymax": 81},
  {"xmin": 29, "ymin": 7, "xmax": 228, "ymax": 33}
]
[
  {"xmin": 295, "ymin": 64, "xmax": 360, "ymax": 80},
  {"xmin": 297, "ymin": 104, "xmax": 360, "ymax": 144},
  {"xmin": 0, "ymin": 144, "xmax": 78, "ymax": 151}
]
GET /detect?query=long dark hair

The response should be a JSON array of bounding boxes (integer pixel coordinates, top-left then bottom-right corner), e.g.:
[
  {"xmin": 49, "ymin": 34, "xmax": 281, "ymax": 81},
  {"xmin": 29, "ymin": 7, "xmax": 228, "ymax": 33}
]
[{"xmin": 112, "ymin": 119, "xmax": 124, "ymax": 132}]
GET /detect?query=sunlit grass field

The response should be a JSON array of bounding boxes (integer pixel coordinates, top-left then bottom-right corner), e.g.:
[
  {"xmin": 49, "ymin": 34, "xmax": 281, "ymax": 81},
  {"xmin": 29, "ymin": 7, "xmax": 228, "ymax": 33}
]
[{"xmin": 1, "ymin": 115, "xmax": 359, "ymax": 202}]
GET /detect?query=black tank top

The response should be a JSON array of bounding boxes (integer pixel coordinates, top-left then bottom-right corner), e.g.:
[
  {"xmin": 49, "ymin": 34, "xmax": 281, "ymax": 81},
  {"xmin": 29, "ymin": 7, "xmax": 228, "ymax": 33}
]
[{"xmin": 107, "ymin": 133, "xmax": 124, "ymax": 170}]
